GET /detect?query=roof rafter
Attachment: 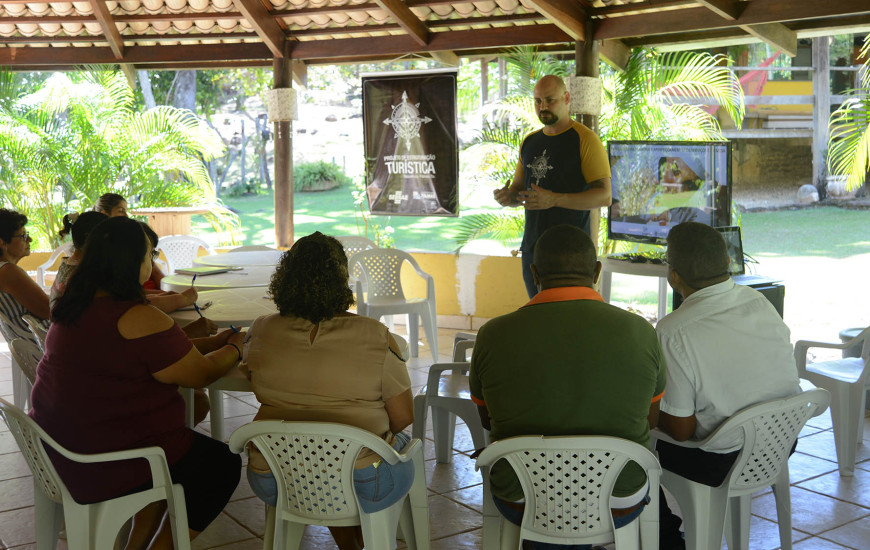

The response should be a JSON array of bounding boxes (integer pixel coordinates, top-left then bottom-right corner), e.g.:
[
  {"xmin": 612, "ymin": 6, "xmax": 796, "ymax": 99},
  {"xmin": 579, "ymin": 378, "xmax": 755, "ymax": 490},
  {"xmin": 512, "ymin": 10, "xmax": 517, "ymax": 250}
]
[
  {"xmin": 742, "ymin": 22, "xmax": 797, "ymax": 57},
  {"xmin": 524, "ymin": 0, "xmax": 587, "ymax": 40},
  {"xmin": 694, "ymin": 0, "xmax": 744, "ymax": 21},
  {"xmin": 371, "ymin": 0, "xmax": 430, "ymax": 46},
  {"xmin": 232, "ymin": 0, "xmax": 287, "ymax": 57}
]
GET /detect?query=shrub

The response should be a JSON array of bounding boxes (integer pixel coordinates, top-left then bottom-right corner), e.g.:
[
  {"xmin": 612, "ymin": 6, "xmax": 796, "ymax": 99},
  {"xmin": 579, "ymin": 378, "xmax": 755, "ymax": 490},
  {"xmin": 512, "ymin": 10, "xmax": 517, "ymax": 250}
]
[{"xmin": 293, "ymin": 161, "xmax": 352, "ymax": 192}]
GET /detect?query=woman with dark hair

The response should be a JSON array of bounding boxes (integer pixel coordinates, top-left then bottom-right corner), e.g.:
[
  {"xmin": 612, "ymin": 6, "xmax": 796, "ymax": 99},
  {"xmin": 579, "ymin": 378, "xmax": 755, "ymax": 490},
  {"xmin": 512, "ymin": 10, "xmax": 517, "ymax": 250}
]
[
  {"xmin": 50, "ymin": 211, "xmax": 108, "ymax": 307},
  {"xmin": 95, "ymin": 192, "xmax": 128, "ymax": 217},
  {"xmin": 0, "ymin": 208, "xmax": 50, "ymax": 342},
  {"xmin": 30, "ymin": 216, "xmax": 244, "ymax": 550},
  {"xmin": 241, "ymin": 231, "xmax": 414, "ymax": 550},
  {"xmin": 138, "ymin": 222, "xmax": 198, "ymax": 313}
]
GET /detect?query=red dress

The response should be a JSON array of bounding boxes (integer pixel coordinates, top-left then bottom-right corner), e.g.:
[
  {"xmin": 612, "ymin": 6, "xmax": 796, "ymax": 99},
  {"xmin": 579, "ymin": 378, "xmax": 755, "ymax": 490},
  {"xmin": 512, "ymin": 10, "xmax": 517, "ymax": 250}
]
[{"xmin": 30, "ymin": 297, "xmax": 193, "ymax": 503}]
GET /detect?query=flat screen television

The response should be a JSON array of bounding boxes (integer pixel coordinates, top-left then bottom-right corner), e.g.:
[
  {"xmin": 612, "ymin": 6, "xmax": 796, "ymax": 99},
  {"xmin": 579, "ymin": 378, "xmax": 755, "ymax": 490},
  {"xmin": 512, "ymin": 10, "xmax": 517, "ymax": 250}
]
[{"xmin": 607, "ymin": 140, "xmax": 732, "ymax": 245}]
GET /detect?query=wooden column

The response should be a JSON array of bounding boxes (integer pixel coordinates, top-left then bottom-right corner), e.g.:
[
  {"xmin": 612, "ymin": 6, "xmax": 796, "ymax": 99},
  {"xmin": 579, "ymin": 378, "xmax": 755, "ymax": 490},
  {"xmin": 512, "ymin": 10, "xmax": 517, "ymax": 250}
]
[
  {"xmin": 480, "ymin": 58, "xmax": 489, "ymax": 105},
  {"xmin": 273, "ymin": 42, "xmax": 294, "ymax": 247},
  {"xmin": 575, "ymin": 21, "xmax": 602, "ymax": 251},
  {"xmin": 812, "ymin": 37, "xmax": 831, "ymax": 190}
]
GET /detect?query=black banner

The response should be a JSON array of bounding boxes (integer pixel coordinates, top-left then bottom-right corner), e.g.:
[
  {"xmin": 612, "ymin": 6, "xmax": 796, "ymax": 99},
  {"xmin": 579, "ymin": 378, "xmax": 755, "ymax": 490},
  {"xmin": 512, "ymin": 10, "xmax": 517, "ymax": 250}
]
[{"xmin": 362, "ymin": 71, "xmax": 458, "ymax": 216}]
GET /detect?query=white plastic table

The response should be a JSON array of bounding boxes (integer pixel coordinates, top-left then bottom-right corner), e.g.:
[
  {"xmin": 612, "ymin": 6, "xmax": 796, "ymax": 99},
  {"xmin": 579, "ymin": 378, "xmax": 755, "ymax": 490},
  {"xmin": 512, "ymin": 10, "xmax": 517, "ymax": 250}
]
[
  {"xmin": 599, "ymin": 257, "xmax": 669, "ymax": 322},
  {"xmin": 169, "ymin": 287, "xmax": 276, "ymax": 328},
  {"xmin": 193, "ymin": 250, "xmax": 284, "ymax": 268},
  {"xmin": 160, "ymin": 265, "xmax": 275, "ymax": 292}
]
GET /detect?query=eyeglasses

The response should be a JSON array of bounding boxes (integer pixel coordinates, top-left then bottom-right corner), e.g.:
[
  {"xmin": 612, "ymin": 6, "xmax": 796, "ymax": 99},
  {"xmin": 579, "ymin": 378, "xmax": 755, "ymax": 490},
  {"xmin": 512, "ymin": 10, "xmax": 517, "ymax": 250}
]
[
  {"xmin": 12, "ymin": 231, "xmax": 30, "ymax": 240},
  {"xmin": 151, "ymin": 249, "xmax": 160, "ymax": 260}
]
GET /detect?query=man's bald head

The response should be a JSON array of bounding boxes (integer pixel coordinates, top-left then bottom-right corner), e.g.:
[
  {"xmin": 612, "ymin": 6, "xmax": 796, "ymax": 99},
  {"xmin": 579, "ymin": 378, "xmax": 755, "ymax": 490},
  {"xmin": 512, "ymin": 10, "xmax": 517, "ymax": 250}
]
[
  {"xmin": 533, "ymin": 75, "xmax": 570, "ymax": 128},
  {"xmin": 533, "ymin": 224, "xmax": 598, "ymax": 287}
]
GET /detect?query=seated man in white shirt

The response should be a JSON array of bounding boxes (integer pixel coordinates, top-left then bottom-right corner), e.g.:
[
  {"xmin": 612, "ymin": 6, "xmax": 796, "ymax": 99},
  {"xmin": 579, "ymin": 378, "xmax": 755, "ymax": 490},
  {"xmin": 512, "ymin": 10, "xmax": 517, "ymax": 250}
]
[{"xmin": 655, "ymin": 222, "xmax": 802, "ymax": 549}]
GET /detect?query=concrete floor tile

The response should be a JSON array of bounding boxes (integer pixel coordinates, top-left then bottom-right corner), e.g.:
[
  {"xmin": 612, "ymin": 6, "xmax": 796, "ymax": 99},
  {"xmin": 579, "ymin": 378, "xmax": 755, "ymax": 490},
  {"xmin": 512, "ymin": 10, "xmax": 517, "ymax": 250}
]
[
  {"xmin": 0, "ymin": 508, "xmax": 35, "ymax": 548},
  {"xmin": 726, "ymin": 514, "xmax": 809, "ymax": 550},
  {"xmin": 223, "ymin": 497, "xmax": 266, "ymax": 538},
  {"xmin": 798, "ymin": 466, "xmax": 870, "ymax": 508},
  {"xmin": 425, "ymin": 453, "xmax": 483, "ymax": 494},
  {"xmin": 795, "ymin": 430, "xmax": 870, "ymax": 464},
  {"xmin": 788, "ymin": 451, "xmax": 839, "ymax": 484},
  {"xmin": 752, "ymin": 486, "xmax": 870, "ymax": 535},
  {"xmin": 192, "ymin": 513, "xmax": 255, "ymax": 550},
  {"xmin": 806, "ymin": 410, "xmax": 834, "ymax": 431},
  {"xmin": 439, "ymin": 484, "xmax": 484, "ymax": 513},
  {"xmin": 427, "ymin": 494, "xmax": 482, "ymax": 540},
  {"xmin": 0, "ymin": 432, "xmax": 19, "ymax": 455},
  {"xmin": 818, "ymin": 515, "xmax": 870, "ymax": 549},
  {"xmin": 792, "ymin": 537, "xmax": 854, "ymax": 549},
  {"xmin": 430, "ymin": 527, "xmax": 482, "ymax": 548},
  {"xmin": 0, "ymin": 477, "xmax": 33, "ymax": 512},
  {"xmin": 216, "ymin": 396, "xmax": 259, "ymax": 419},
  {"xmin": 202, "ymin": 537, "xmax": 263, "ymax": 550},
  {"xmin": 0, "ymin": 453, "xmax": 30, "ymax": 482}
]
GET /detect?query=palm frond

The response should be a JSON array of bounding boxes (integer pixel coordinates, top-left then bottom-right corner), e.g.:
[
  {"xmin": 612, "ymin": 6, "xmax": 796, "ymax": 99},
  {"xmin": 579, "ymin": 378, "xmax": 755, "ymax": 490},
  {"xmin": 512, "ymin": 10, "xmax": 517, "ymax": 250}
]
[
  {"xmin": 828, "ymin": 96, "xmax": 870, "ymax": 190},
  {"xmin": 453, "ymin": 211, "xmax": 525, "ymax": 250}
]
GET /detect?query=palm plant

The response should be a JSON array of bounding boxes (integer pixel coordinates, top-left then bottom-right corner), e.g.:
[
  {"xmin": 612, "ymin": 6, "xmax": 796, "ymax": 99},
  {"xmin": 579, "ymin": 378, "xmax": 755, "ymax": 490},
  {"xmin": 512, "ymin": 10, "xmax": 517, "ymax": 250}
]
[
  {"xmin": 827, "ymin": 34, "xmax": 870, "ymax": 191},
  {"xmin": 456, "ymin": 47, "xmax": 745, "ymax": 251},
  {"xmin": 0, "ymin": 68, "xmax": 238, "ymax": 249}
]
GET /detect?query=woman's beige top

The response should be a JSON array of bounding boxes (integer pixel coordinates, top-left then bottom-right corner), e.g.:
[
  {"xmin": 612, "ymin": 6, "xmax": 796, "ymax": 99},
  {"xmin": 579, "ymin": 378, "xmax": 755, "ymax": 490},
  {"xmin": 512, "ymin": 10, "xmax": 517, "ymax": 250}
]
[{"xmin": 241, "ymin": 313, "xmax": 411, "ymax": 472}]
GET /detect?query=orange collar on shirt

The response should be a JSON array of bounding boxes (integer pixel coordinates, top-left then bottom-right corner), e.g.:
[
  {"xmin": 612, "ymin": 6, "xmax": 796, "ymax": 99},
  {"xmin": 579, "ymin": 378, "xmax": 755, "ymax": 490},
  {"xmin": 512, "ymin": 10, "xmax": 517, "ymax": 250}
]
[{"xmin": 523, "ymin": 286, "xmax": 604, "ymax": 307}]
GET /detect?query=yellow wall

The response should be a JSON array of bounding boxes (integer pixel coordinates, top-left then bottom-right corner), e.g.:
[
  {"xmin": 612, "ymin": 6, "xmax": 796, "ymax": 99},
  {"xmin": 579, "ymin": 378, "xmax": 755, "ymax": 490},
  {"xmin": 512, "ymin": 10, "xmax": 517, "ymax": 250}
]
[{"xmin": 748, "ymin": 80, "xmax": 813, "ymax": 115}]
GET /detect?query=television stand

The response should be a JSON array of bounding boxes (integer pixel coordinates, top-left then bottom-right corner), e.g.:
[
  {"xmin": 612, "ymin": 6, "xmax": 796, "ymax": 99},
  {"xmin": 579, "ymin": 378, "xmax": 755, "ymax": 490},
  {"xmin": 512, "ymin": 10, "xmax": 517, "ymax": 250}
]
[{"xmin": 599, "ymin": 256, "xmax": 669, "ymax": 322}]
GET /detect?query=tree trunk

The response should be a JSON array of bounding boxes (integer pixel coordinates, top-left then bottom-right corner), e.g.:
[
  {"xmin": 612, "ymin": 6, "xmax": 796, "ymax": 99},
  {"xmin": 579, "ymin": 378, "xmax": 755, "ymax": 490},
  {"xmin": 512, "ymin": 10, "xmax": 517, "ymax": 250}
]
[
  {"xmin": 172, "ymin": 70, "xmax": 197, "ymax": 112},
  {"xmin": 138, "ymin": 70, "xmax": 157, "ymax": 109}
]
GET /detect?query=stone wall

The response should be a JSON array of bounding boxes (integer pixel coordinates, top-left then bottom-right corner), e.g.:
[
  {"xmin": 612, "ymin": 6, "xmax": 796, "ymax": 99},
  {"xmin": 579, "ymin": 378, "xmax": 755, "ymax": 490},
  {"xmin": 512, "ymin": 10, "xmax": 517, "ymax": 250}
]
[{"xmin": 731, "ymin": 138, "xmax": 813, "ymax": 192}]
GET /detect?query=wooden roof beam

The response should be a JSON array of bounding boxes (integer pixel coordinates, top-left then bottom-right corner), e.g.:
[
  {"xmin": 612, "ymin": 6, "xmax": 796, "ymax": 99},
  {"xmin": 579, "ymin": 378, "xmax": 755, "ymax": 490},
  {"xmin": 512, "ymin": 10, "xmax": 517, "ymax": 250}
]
[
  {"xmin": 600, "ymin": 39, "xmax": 630, "ymax": 72},
  {"xmin": 525, "ymin": 0, "xmax": 587, "ymax": 40},
  {"xmin": 87, "ymin": 0, "xmax": 125, "ymax": 59},
  {"xmin": 372, "ymin": 0, "xmax": 430, "ymax": 46},
  {"xmin": 233, "ymin": 0, "xmax": 287, "ymax": 57},
  {"xmin": 694, "ymin": 0, "xmax": 744, "ymax": 21},
  {"xmin": 430, "ymin": 50, "xmax": 461, "ymax": 66},
  {"xmin": 742, "ymin": 23, "xmax": 797, "ymax": 57}
]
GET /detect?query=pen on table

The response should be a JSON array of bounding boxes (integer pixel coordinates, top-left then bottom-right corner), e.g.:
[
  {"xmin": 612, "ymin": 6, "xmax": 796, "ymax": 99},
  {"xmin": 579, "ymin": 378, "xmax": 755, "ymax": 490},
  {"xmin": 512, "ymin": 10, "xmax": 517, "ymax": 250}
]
[
  {"xmin": 230, "ymin": 325, "xmax": 240, "ymax": 333},
  {"xmin": 193, "ymin": 302, "xmax": 203, "ymax": 318},
  {"xmin": 191, "ymin": 273, "xmax": 198, "ymax": 286}
]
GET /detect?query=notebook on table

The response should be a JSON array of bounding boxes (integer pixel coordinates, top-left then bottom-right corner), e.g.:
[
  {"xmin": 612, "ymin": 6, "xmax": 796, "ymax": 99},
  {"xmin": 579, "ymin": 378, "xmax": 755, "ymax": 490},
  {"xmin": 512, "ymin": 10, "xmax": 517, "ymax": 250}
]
[{"xmin": 174, "ymin": 266, "xmax": 232, "ymax": 276}]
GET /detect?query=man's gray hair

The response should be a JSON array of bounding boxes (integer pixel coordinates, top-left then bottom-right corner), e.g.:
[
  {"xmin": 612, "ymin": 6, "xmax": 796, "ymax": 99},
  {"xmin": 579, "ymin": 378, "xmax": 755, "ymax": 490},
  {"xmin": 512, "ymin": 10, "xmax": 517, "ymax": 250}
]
[
  {"xmin": 533, "ymin": 224, "xmax": 597, "ymax": 280},
  {"xmin": 666, "ymin": 222, "xmax": 730, "ymax": 288}
]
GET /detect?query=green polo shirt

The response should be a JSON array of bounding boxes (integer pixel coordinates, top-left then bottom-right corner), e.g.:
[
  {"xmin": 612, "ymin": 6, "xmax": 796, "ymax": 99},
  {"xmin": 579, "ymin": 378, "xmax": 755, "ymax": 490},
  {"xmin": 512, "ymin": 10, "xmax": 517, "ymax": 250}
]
[{"xmin": 470, "ymin": 286, "xmax": 667, "ymax": 501}]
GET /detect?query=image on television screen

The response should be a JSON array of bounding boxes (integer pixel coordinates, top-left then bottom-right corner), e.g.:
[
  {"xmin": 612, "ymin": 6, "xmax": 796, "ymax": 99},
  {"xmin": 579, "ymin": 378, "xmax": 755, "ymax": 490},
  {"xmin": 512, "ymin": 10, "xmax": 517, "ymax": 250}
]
[{"xmin": 608, "ymin": 141, "xmax": 731, "ymax": 245}]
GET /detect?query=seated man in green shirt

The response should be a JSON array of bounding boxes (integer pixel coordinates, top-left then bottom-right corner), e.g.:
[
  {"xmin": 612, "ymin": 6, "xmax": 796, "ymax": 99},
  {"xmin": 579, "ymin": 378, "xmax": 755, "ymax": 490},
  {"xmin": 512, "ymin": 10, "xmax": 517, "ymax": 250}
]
[{"xmin": 470, "ymin": 224, "xmax": 667, "ymax": 549}]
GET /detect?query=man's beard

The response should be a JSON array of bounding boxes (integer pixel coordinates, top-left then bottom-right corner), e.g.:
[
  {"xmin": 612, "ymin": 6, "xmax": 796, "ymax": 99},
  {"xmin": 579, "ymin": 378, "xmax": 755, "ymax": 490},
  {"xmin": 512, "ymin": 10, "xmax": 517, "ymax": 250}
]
[{"xmin": 538, "ymin": 110, "xmax": 558, "ymax": 125}]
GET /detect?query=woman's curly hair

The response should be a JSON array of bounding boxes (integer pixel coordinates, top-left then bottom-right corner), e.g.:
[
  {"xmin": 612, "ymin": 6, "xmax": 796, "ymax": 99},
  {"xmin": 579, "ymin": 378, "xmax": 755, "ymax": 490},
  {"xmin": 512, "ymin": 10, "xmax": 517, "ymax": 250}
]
[{"xmin": 269, "ymin": 232, "xmax": 354, "ymax": 323}]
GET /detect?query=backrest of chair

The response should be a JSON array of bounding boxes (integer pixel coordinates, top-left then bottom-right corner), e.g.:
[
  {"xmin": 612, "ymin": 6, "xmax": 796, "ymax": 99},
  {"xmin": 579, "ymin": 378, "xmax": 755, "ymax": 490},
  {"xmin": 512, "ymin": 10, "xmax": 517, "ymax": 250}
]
[
  {"xmin": 0, "ymin": 309, "xmax": 33, "ymax": 346},
  {"xmin": 229, "ymin": 421, "xmax": 399, "ymax": 522},
  {"xmin": 36, "ymin": 242, "xmax": 73, "ymax": 288},
  {"xmin": 9, "ymin": 338, "xmax": 43, "ymax": 384},
  {"xmin": 351, "ymin": 248, "xmax": 410, "ymax": 300},
  {"xmin": 715, "ymin": 389, "xmax": 830, "ymax": 494},
  {"xmin": 155, "ymin": 235, "xmax": 214, "ymax": 273},
  {"xmin": 0, "ymin": 398, "xmax": 65, "ymax": 504},
  {"xmin": 477, "ymin": 435, "xmax": 660, "ymax": 543},
  {"xmin": 338, "ymin": 236, "xmax": 377, "ymax": 283},
  {"xmin": 22, "ymin": 314, "xmax": 48, "ymax": 351}
]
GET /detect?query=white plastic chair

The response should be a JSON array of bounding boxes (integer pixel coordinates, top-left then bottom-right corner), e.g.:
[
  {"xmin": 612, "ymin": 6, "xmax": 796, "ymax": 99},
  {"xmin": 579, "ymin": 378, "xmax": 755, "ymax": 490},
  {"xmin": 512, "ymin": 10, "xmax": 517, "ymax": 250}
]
[
  {"xmin": 410, "ymin": 334, "xmax": 482, "ymax": 463},
  {"xmin": 35, "ymin": 242, "xmax": 73, "ymax": 290},
  {"xmin": 337, "ymin": 236, "xmax": 377, "ymax": 293},
  {"xmin": 794, "ymin": 327, "xmax": 869, "ymax": 476},
  {"xmin": 155, "ymin": 235, "xmax": 215, "ymax": 274},
  {"xmin": 652, "ymin": 388, "xmax": 831, "ymax": 550},
  {"xmin": 351, "ymin": 248, "xmax": 438, "ymax": 361},
  {"xmin": 0, "ymin": 310, "xmax": 35, "ymax": 410},
  {"xmin": 22, "ymin": 313, "xmax": 48, "ymax": 351},
  {"xmin": 0, "ymin": 397, "xmax": 191, "ymax": 550},
  {"xmin": 228, "ymin": 421, "xmax": 430, "ymax": 550},
  {"xmin": 8, "ymin": 338, "xmax": 42, "ymax": 410},
  {"xmin": 475, "ymin": 435, "xmax": 661, "ymax": 550}
]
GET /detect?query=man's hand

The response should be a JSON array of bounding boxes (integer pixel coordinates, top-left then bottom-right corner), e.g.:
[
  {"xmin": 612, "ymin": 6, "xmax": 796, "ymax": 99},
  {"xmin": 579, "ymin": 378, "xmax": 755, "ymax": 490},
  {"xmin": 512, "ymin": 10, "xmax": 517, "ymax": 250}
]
[
  {"xmin": 493, "ymin": 182, "xmax": 517, "ymax": 207},
  {"xmin": 519, "ymin": 184, "xmax": 559, "ymax": 210}
]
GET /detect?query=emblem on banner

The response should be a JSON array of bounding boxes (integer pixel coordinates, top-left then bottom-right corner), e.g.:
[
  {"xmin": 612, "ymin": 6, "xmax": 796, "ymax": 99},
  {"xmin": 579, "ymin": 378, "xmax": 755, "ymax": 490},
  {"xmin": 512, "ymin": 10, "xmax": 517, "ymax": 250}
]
[{"xmin": 383, "ymin": 91, "xmax": 432, "ymax": 152}]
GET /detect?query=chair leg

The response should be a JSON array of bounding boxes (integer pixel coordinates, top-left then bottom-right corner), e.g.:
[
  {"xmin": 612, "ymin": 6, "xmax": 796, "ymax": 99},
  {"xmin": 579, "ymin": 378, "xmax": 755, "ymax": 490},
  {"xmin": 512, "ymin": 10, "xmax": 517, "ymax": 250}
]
[
  {"xmin": 772, "ymin": 469, "xmax": 793, "ymax": 550},
  {"xmin": 422, "ymin": 306, "xmax": 438, "ymax": 362},
  {"xmin": 828, "ymin": 382, "xmax": 863, "ymax": 476},
  {"xmin": 499, "ymin": 517, "xmax": 520, "ymax": 550},
  {"xmin": 407, "ymin": 444, "xmax": 430, "ymax": 550},
  {"xmin": 263, "ymin": 505, "xmax": 276, "ymax": 550},
  {"xmin": 408, "ymin": 313, "xmax": 420, "ymax": 358},
  {"xmin": 432, "ymin": 407, "xmax": 456, "ymax": 464},
  {"xmin": 33, "ymin": 486, "xmax": 63, "ymax": 550},
  {"xmin": 724, "ymin": 494, "xmax": 751, "ymax": 550},
  {"xmin": 209, "ymin": 388, "xmax": 225, "ymax": 442},
  {"xmin": 360, "ymin": 500, "xmax": 404, "ymax": 550},
  {"xmin": 11, "ymin": 359, "xmax": 25, "ymax": 410},
  {"xmin": 639, "ymin": 485, "xmax": 659, "ymax": 550},
  {"xmin": 283, "ymin": 520, "xmax": 305, "ymax": 550},
  {"xmin": 411, "ymin": 394, "xmax": 428, "ymax": 442},
  {"xmin": 612, "ymin": 518, "xmax": 640, "ymax": 549},
  {"xmin": 481, "ymin": 468, "xmax": 503, "ymax": 550},
  {"xmin": 665, "ymin": 479, "xmax": 728, "ymax": 550}
]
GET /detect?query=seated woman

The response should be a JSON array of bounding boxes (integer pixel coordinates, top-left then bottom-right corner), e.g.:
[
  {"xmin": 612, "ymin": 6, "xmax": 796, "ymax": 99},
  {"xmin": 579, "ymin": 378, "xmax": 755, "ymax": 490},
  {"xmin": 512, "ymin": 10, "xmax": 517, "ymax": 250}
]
[
  {"xmin": 139, "ymin": 222, "xmax": 198, "ymax": 315},
  {"xmin": 241, "ymin": 232, "xmax": 414, "ymax": 550},
  {"xmin": 0, "ymin": 209, "xmax": 50, "ymax": 343},
  {"xmin": 96, "ymin": 192, "xmax": 165, "ymax": 291},
  {"xmin": 30, "ymin": 216, "xmax": 244, "ymax": 549},
  {"xmin": 51, "ymin": 211, "xmax": 108, "ymax": 308}
]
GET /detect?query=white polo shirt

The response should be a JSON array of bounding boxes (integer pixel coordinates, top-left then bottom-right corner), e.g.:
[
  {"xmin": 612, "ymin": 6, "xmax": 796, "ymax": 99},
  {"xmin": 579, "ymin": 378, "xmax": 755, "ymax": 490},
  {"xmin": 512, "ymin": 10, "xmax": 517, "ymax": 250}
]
[{"xmin": 657, "ymin": 279, "xmax": 802, "ymax": 453}]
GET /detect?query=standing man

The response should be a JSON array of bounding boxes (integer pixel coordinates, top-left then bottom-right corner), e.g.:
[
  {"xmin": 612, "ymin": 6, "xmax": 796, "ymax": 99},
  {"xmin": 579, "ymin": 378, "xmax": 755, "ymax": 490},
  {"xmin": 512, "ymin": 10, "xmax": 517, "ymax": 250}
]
[
  {"xmin": 655, "ymin": 222, "xmax": 801, "ymax": 548},
  {"xmin": 494, "ymin": 75, "xmax": 612, "ymax": 298},
  {"xmin": 470, "ymin": 225, "xmax": 666, "ymax": 543}
]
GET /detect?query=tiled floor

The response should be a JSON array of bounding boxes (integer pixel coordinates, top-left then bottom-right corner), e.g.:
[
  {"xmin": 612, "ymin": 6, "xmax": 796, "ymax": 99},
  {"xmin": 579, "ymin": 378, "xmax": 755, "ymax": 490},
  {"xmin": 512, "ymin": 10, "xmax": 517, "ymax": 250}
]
[{"xmin": 1, "ymin": 328, "xmax": 870, "ymax": 550}]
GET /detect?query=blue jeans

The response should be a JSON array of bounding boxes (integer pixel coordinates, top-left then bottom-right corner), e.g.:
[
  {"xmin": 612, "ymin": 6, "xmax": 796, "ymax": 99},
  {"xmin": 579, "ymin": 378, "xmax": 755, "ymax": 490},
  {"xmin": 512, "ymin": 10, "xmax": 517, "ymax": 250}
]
[
  {"xmin": 248, "ymin": 432, "xmax": 414, "ymax": 514},
  {"xmin": 492, "ymin": 492, "xmax": 650, "ymax": 550}
]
